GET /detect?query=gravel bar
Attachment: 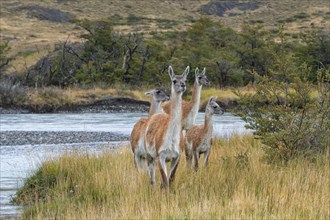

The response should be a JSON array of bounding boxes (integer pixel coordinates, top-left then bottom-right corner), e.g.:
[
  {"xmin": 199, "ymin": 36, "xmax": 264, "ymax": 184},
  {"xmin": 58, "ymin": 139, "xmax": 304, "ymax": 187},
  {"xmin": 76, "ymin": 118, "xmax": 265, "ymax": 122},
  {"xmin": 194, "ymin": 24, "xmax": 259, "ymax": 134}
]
[{"xmin": 0, "ymin": 131, "xmax": 129, "ymax": 146}]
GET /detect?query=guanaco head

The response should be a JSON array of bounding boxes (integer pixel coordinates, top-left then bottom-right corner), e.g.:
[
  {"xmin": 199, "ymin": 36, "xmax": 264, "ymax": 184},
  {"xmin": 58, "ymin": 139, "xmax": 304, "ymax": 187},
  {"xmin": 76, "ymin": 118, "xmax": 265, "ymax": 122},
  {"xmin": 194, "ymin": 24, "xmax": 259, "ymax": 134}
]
[
  {"xmin": 206, "ymin": 96, "xmax": 224, "ymax": 115},
  {"xmin": 145, "ymin": 88, "xmax": 170, "ymax": 102},
  {"xmin": 168, "ymin": 66, "xmax": 189, "ymax": 94},
  {"xmin": 195, "ymin": 67, "xmax": 209, "ymax": 86}
]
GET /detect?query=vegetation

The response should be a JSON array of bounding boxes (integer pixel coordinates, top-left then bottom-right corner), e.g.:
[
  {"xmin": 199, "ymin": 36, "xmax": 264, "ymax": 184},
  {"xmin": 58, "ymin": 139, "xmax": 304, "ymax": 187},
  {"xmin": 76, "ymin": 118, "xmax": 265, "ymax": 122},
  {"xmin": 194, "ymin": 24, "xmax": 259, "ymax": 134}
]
[
  {"xmin": 13, "ymin": 135, "xmax": 330, "ymax": 219},
  {"xmin": 0, "ymin": 77, "xmax": 26, "ymax": 107},
  {"xmin": 5, "ymin": 17, "xmax": 327, "ymax": 89},
  {"xmin": 2, "ymin": 16, "xmax": 329, "ymax": 160},
  {"xmin": 234, "ymin": 28, "xmax": 330, "ymax": 161},
  {"xmin": 0, "ymin": 85, "xmax": 242, "ymax": 111},
  {"xmin": 0, "ymin": 40, "xmax": 11, "ymax": 73},
  {"xmin": 2, "ymin": 0, "xmax": 329, "ymax": 70},
  {"xmin": 3, "ymin": 1, "xmax": 330, "ymax": 217},
  {"xmin": 235, "ymin": 67, "xmax": 330, "ymax": 161}
]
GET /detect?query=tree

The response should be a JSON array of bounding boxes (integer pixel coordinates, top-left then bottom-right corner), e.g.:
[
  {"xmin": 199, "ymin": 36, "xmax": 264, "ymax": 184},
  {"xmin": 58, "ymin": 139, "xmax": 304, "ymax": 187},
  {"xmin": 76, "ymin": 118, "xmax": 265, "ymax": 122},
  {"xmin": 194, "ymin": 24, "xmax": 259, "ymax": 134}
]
[
  {"xmin": 295, "ymin": 31, "xmax": 330, "ymax": 82},
  {"xmin": 236, "ymin": 25, "xmax": 274, "ymax": 83}
]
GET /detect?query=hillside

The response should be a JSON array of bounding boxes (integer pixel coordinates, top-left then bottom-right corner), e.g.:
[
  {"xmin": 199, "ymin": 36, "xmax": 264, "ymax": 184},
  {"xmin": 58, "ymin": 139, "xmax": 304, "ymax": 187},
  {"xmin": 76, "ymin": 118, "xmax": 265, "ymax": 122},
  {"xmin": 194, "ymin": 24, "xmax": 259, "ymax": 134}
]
[{"xmin": 0, "ymin": 0, "xmax": 329, "ymax": 72}]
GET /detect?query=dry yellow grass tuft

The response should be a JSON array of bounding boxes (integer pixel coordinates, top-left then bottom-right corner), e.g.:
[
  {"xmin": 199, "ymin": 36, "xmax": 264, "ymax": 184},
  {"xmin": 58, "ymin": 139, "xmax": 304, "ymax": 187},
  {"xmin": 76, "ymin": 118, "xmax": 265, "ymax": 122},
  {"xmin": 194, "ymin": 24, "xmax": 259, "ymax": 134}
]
[{"xmin": 16, "ymin": 135, "xmax": 330, "ymax": 219}]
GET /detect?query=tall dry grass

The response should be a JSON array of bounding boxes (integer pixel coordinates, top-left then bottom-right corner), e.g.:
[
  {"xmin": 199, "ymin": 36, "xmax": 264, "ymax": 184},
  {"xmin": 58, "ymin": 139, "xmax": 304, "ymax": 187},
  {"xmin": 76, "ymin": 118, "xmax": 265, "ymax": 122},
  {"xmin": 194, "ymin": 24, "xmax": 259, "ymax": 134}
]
[
  {"xmin": 25, "ymin": 85, "xmax": 151, "ymax": 106},
  {"xmin": 15, "ymin": 135, "xmax": 330, "ymax": 219},
  {"xmin": 25, "ymin": 86, "xmax": 248, "ymax": 107}
]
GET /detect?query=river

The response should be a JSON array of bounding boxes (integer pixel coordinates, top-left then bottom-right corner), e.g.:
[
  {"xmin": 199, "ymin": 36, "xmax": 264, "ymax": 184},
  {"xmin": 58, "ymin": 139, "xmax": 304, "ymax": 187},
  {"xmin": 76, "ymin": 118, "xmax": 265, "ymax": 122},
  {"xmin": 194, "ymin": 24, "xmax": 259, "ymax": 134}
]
[{"xmin": 0, "ymin": 112, "xmax": 248, "ymax": 218}]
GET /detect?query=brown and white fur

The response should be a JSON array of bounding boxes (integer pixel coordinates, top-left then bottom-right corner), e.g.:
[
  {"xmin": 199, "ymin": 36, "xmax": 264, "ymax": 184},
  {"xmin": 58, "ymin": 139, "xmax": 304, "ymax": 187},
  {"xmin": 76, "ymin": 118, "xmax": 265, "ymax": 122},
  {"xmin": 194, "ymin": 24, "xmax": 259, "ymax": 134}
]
[
  {"xmin": 162, "ymin": 67, "xmax": 209, "ymax": 130},
  {"xmin": 130, "ymin": 89, "xmax": 170, "ymax": 170},
  {"xmin": 144, "ymin": 66, "xmax": 189, "ymax": 188},
  {"xmin": 184, "ymin": 96, "xmax": 224, "ymax": 171}
]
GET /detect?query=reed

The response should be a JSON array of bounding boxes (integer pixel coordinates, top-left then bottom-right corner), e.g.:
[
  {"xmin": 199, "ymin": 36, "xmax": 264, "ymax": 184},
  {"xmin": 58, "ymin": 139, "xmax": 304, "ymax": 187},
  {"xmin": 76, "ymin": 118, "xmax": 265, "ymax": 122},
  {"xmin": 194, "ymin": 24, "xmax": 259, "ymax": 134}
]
[{"xmin": 14, "ymin": 135, "xmax": 329, "ymax": 219}]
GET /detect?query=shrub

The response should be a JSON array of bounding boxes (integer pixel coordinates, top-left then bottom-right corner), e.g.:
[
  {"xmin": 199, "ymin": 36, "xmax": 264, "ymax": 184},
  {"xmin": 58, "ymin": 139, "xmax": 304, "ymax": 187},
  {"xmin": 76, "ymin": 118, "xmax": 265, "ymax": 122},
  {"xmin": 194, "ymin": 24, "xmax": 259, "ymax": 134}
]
[
  {"xmin": 0, "ymin": 77, "xmax": 27, "ymax": 107},
  {"xmin": 29, "ymin": 86, "xmax": 70, "ymax": 106},
  {"xmin": 234, "ymin": 67, "xmax": 330, "ymax": 161}
]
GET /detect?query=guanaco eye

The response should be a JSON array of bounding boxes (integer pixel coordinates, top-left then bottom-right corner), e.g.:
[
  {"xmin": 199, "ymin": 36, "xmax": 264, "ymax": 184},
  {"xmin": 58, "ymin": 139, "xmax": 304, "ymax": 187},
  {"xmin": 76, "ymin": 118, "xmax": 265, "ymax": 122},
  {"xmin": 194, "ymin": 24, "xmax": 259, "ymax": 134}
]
[
  {"xmin": 173, "ymin": 80, "xmax": 177, "ymax": 84},
  {"xmin": 156, "ymin": 90, "xmax": 160, "ymax": 94},
  {"xmin": 198, "ymin": 76, "xmax": 202, "ymax": 79},
  {"xmin": 213, "ymin": 106, "xmax": 217, "ymax": 109}
]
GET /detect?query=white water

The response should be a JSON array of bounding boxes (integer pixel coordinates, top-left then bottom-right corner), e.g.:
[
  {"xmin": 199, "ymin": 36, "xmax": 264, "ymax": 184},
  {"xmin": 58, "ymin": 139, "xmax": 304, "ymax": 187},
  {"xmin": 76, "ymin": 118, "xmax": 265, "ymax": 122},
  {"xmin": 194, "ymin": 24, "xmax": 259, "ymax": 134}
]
[{"xmin": 0, "ymin": 112, "xmax": 248, "ymax": 217}]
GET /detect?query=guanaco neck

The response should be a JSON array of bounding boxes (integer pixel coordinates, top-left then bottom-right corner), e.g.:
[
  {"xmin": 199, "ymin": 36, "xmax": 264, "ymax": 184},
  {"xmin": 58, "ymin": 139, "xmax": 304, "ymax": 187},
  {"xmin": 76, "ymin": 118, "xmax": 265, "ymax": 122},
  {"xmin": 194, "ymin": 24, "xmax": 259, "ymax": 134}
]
[
  {"xmin": 169, "ymin": 87, "xmax": 183, "ymax": 134},
  {"xmin": 148, "ymin": 97, "xmax": 162, "ymax": 116},
  {"xmin": 190, "ymin": 79, "xmax": 202, "ymax": 112},
  {"xmin": 203, "ymin": 111, "xmax": 214, "ymax": 133}
]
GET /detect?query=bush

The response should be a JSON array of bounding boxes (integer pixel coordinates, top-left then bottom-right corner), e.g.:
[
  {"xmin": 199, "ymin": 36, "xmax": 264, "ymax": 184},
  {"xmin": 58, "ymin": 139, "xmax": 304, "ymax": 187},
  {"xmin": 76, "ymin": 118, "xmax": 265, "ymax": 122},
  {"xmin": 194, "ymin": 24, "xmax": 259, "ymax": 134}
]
[
  {"xmin": 29, "ymin": 86, "xmax": 70, "ymax": 107},
  {"xmin": 0, "ymin": 77, "xmax": 27, "ymax": 107},
  {"xmin": 234, "ymin": 67, "xmax": 330, "ymax": 161}
]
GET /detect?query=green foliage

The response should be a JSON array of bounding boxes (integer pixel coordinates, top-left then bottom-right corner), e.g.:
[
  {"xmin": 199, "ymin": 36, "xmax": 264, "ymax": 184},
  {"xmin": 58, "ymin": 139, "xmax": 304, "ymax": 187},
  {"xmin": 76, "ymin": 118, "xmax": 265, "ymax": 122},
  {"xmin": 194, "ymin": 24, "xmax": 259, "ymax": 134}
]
[
  {"xmin": 235, "ymin": 66, "xmax": 330, "ymax": 161},
  {"xmin": 14, "ymin": 17, "xmax": 330, "ymax": 89},
  {"xmin": 173, "ymin": 17, "xmax": 246, "ymax": 87},
  {"xmin": 237, "ymin": 25, "xmax": 274, "ymax": 77},
  {"xmin": 0, "ymin": 40, "xmax": 11, "ymax": 73},
  {"xmin": 295, "ymin": 32, "xmax": 330, "ymax": 82},
  {"xmin": 67, "ymin": 19, "xmax": 173, "ymax": 87}
]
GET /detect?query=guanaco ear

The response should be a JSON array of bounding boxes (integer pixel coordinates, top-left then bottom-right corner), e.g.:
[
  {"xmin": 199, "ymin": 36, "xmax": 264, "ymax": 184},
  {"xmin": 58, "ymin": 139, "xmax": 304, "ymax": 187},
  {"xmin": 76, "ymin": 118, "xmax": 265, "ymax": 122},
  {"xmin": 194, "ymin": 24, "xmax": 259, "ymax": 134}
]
[
  {"xmin": 195, "ymin": 67, "xmax": 199, "ymax": 78},
  {"xmin": 182, "ymin": 66, "xmax": 190, "ymax": 79},
  {"xmin": 145, "ymin": 90, "xmax": 155, "ymax": 96},
  {"xmin": 209, "ymin": 96, "xmax": 217, "ymax": 103},
  {"xmin": 168, "ymin": 66, "xmax": 175, "ymax": 80},
  {"xmin": 202, "ymin": 67, "xmax": 206, "ymax": 75}
]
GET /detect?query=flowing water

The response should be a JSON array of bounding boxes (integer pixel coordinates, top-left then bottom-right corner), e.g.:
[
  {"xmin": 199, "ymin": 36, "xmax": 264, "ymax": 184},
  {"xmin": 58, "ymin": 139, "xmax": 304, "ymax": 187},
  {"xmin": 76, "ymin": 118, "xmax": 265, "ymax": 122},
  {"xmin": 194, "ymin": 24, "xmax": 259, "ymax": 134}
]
[{"xmin": 0, "ymin": 112, "xmax": 248, "ymax": 217}]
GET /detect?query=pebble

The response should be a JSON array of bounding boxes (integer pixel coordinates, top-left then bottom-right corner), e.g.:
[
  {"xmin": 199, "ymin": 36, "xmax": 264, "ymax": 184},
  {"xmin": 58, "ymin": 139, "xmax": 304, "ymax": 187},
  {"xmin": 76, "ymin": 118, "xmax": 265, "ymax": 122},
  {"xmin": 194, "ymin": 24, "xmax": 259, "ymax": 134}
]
[{"xmin": 0, "ymin": 131, "xmax": 129, "ymax": 146}]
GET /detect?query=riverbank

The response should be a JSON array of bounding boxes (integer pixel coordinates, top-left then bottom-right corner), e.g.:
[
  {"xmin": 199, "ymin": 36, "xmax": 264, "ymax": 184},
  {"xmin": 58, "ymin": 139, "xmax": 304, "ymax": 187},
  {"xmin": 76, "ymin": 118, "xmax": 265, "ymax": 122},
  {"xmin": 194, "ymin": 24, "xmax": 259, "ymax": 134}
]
[
  {"xmin": 0, "ymin": 87, "xmax": 245, "ymax": 114},
  {"xmin": 0, "ymin": 96, "xmax": 238, "ymax": 114},
  {"xmin": 0, "ymin": 96, "xmax": 150, "ymax": 114}
]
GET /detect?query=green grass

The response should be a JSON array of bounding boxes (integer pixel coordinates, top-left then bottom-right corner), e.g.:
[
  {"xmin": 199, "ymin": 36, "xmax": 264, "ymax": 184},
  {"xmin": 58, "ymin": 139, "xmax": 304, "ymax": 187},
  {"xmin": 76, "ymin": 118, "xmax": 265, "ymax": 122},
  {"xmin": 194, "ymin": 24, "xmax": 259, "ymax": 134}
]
[{"xmin": 14, "ymin": 135, "xmax": 330, "ymax": 219}]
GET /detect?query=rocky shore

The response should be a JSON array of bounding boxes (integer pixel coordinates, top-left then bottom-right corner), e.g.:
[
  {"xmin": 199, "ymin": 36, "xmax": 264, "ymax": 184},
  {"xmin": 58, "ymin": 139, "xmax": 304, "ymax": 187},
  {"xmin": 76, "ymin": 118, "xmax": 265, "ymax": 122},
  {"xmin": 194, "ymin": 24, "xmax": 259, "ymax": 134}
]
[
  {"xmin": 0, "ymin": 96, "xmax": 150, "ymax": 114},
  {"xmin": 0, "ymin": 97, "xmax": 149, "ymax": 147},
  {"xmin": 0, "ymin": 131, "xmax": 129, "ymax": 146}
]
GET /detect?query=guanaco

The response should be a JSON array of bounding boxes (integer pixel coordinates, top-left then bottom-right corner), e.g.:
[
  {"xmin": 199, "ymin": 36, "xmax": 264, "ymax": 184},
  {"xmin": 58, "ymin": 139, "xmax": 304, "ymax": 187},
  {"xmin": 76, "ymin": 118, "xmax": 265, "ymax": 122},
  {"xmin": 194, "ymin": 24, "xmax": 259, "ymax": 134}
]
[
  {"xmin": 162, "ymin": 67, "xmax": 209, "ymax": 130},
  {"xmin": 184, "ymin": 96, "xmax": 224, "ymax": 171},
  {"xmin": 144, "ymin": 66, "xmax": 189, "ymax": 188},
  {"xmin": 130, "ymin": 88, "xmax": 169, "ymax": 170}
]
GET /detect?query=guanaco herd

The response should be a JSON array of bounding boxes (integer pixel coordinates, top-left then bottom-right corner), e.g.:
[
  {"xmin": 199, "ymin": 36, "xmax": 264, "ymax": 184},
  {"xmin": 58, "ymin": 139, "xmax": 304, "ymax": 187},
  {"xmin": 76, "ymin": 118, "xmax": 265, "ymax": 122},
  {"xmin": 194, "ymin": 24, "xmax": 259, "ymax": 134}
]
[{"xmin": 130, "ymin": 66, "xmax": 224, "ymax": 189}]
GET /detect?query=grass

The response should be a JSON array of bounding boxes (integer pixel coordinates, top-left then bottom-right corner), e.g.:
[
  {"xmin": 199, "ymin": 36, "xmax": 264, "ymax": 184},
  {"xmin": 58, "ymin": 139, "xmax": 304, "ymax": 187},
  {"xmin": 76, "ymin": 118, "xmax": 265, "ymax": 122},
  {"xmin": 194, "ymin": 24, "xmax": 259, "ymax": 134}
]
[
  {"xmin": 23, "ymin": 85, "xmax": 149, "ymax": 107},
  {"xmin": 14, "ymin": 135, "xmax": 330, "ymax": 219},
  {"xmin": 22, "ymin": 86, "xmax": 248, "ymax": 108}
]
